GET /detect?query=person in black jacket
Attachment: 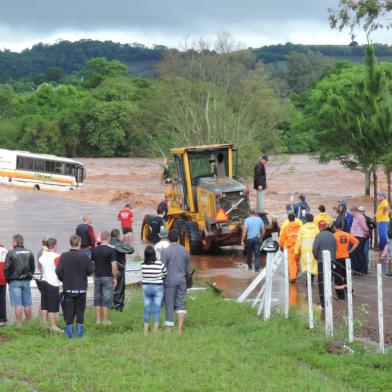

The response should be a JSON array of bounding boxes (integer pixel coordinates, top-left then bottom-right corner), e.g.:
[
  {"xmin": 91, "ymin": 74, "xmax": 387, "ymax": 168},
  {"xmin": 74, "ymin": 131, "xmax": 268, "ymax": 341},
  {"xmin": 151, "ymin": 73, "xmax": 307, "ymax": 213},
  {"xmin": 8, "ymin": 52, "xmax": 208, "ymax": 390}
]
[
  {"xmin": 110, "ymin": 229, "xmax": 134, "ymax": 311},
  {"xmin": 253, "ymin": 155, "xmax": 268, "ymax": 213},
  {"xmin": 5, "ymin": 234, "xmax": 35, "ymax": 327},
  {"xmin": 75, "ymin": 215, "xmax": 96, "ymax": 259},
  {"xmin": 56, "ymin": 235, "xmax": 93, "ymax": 339}
]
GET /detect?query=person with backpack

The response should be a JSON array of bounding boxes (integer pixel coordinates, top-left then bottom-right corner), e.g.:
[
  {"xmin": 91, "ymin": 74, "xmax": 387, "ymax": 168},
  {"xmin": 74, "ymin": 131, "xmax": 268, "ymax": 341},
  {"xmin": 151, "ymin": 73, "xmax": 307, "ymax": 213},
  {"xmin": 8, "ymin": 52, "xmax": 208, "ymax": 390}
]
[
  {"xmin": 287, "ymin": 194, "xmax": 310, "ymax": 224},
  {"xmin": 358, "ymin": 206, "xmax": 376, "ymax": 271}
]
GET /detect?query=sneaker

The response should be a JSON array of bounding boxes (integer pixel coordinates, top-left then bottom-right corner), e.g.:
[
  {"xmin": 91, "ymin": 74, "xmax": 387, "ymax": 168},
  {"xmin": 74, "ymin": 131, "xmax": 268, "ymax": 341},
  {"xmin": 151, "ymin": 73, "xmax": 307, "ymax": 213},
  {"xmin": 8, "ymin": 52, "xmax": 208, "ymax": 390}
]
[
  {"xmin": 50, "ymin": 326, "xmax": 64, "ymax": 333},
  {"xmin": 102, "ymin": 321, "xmax": 112, "ymax": 326}
]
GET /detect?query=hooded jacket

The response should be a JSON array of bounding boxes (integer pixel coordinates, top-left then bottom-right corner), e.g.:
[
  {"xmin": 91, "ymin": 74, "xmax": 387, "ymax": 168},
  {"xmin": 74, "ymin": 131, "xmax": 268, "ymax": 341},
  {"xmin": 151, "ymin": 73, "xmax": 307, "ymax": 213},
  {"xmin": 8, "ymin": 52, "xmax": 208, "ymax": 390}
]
[
  {"xmin": 279, "ymin": 221, "xmax": 302, "ymax": 248},
  {"xmin": 5, "ymin": 245, "xmax": 35, "ymax": 281},
  {"xmin": 294, "ymin": 222, "xmax": 319, "ymax": 275}
]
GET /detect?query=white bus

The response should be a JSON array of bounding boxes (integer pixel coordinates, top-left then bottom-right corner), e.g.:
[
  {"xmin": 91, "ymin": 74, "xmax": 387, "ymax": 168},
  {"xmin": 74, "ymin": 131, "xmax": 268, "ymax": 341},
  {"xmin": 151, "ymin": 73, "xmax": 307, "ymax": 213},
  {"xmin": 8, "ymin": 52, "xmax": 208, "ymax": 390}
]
[{"xmin": 0, "ymin": 149, "xmax": 86, "ymax": 191}]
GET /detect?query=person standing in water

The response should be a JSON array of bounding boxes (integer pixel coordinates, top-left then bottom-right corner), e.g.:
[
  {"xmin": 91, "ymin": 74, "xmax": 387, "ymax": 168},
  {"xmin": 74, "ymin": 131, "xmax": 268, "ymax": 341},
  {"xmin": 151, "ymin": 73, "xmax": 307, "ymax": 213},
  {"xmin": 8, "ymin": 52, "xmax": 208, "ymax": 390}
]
[
  {"xmin": 117, "ymin": 204, "xmax": 134, "ymax": 244},
  {"xmin": 253, "ymin": 155, "xmax": 268, "ymax": 213}
]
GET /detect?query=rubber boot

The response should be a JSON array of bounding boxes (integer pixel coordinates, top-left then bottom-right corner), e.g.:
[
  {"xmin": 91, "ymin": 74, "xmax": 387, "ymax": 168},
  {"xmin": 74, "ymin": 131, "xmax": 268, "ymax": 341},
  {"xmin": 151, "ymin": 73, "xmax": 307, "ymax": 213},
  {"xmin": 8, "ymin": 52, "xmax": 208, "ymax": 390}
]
[
  {"xmin": 65, "ymin": 324, "xmax": 73, "ymax": 339},
  {"xmin": 76, "ymin": 323, "xmax": 84, "ymax": 338}
]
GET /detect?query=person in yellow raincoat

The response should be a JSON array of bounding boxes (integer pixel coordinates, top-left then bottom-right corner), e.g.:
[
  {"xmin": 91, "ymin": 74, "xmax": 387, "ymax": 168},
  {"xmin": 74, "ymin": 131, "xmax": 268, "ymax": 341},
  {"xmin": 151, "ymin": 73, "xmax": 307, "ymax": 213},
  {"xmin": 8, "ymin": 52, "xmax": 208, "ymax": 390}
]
[
  {"xmin": 279, "ymin": 213, "xmax": 302, "ymax": 283},
  {"xmin": 314, "ymin": 205, "xmax": 334, "ymax": 229},
  {"xmin": 294, "ymin": 213, "xmax": 319, "ymax": 281}
]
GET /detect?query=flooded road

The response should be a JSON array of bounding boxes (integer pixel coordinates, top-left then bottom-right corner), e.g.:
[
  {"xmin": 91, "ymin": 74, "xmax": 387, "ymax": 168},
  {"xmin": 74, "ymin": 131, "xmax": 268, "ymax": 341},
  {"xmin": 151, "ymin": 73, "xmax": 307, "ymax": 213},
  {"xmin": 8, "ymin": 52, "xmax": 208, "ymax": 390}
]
[{"xmin": 1, "ymin": 154, "xmax": 390, "ymax": 338}]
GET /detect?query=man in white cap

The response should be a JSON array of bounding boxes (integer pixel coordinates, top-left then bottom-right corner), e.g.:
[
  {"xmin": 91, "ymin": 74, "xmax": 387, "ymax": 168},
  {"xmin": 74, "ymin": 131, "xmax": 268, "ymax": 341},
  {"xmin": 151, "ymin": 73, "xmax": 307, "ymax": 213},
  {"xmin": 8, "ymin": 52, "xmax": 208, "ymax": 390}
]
[
  {"xmin": 154, "ymin": 227, "xmax": 170, "ymax": 260},
  {"xmin": 253, "ymin": 155, "xmax": 268, "ymax": 213}
]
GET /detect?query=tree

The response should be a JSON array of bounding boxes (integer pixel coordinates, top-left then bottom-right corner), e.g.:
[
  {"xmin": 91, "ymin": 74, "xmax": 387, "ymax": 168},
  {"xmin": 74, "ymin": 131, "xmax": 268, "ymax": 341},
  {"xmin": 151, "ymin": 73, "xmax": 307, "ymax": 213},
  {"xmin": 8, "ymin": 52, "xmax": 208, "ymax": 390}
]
[
  {"xmin": 329, "ymin": 0, "xmax": 392, "ymax": 40},
  {"xmin": 293, "ymin": 46, "xmax": 392, "ymax": 200},
  {"xmin": 153, "ymin": 35, "xmax": 284, "ymax": 175},
  {"xmin": 81, "ymin": 58, "xmax": 128, "ymax": 89}
]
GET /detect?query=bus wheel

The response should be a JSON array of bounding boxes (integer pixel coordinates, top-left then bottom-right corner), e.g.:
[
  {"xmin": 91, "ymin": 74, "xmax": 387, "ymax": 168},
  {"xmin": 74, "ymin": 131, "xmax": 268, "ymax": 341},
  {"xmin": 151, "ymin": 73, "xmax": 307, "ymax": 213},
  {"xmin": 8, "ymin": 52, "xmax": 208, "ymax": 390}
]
[{"xmin": 33, "ymin": 185, "xmax": 40, "ymax": 191}]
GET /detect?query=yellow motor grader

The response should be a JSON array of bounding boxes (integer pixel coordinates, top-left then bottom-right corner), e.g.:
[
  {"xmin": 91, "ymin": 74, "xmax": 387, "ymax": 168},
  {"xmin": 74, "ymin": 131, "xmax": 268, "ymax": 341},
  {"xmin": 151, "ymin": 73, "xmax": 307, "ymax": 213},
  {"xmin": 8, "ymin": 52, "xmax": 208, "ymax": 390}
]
[{"xmin": 141, "ymin": 144, "xmax": 277, "ymax": 254}]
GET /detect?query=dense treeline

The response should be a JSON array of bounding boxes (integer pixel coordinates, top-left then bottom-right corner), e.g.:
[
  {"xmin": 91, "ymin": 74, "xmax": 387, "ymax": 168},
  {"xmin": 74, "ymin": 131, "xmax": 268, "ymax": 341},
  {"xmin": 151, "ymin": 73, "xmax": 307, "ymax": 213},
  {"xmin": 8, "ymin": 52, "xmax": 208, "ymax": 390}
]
[
  {"xmin": 254, "ymin": 42, "xmax": 392, "ymax": 63},
  {"xmin": 0, "ymin": 39, "xmax": 391, "ymax": 82},
  {"xmin": 0, "ymin": 40, "xmax": 166, "ymax": 80}
]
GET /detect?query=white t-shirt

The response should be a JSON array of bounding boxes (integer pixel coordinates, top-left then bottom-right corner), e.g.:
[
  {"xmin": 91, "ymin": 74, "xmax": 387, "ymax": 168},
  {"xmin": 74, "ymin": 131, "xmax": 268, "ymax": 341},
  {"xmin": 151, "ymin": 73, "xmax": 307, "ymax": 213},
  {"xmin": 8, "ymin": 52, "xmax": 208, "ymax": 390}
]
[
  {"xmin": 154, "ymin": 240, "xmax": 170, "ymax": 261},
  {"xmin": 39, "ymin": 251, "xmax": 61, "ymax": 287}
]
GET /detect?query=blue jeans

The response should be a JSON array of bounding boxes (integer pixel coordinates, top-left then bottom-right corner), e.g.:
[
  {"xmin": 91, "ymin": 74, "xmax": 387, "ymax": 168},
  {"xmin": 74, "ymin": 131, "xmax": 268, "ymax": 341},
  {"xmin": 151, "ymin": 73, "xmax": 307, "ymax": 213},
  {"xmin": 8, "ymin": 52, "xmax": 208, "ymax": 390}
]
[
  {"xmin": 9, "ymin": 280, "xmax": 32, "ymax": 307},
  {"xmin": 378, "ymin": 222, "xmax": 388, "ymax": 250},
  {"xmin": 143, "ymin": 284, "xmax": 164, "ymax": 323},
  {"xmin": 245, "ymin": 237, "xmax": 261, "ymax": 272},
  {"xmin": 363, "ymin": 238, "xmax": 369, "ymax": 271},
  {"xmin": 94, "ymin": 277, "xmax": 113, "ymax": 308}
]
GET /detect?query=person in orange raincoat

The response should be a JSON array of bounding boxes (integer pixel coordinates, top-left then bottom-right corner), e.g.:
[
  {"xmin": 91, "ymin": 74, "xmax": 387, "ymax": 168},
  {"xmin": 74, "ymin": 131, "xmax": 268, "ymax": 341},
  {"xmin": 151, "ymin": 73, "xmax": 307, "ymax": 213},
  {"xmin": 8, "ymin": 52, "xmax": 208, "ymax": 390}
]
[{"xmin": 279, "ymin": 213, "xmax": 302, "ymax": 283}]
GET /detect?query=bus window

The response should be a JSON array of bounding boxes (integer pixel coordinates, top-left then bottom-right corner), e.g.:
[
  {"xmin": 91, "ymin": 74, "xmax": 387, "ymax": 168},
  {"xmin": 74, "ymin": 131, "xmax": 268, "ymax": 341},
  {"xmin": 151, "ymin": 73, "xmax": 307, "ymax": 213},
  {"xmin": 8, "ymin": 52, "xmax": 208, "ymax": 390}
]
[
  {"xmin": 34, "ymin": 160, "xmax": 45, "ymax": 172},
  {"xmin": 64, "ymin": 164, "xmax": 75, "ymax": 176},
  {"xmin": 17, "ymin": 157, "xmax": 34, "ymax": 171},
  {"xmin": 45, "ymin": 161, "xmax": 55, "ymax": 173},
  {"xmin": 54, "ymin": 162, "xmax": 63, "ymax": 174}
]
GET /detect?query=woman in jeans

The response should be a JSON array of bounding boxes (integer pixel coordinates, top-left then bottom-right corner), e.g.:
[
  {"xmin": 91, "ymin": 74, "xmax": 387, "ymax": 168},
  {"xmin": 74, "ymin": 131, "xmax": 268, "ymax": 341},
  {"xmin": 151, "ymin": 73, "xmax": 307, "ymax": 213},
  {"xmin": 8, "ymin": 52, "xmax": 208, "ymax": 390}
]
[{"xmin": 141, "ymin": 246, "xmax": 167, "ymax": 335}]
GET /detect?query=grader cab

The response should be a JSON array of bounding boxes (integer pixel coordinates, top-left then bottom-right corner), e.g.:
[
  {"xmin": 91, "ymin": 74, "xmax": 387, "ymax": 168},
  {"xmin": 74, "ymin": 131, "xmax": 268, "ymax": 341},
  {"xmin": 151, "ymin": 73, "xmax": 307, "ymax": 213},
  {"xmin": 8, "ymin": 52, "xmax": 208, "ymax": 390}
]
[{"xmin": 142, "ymin": 144, "xmax": 277, "ymax": 254}]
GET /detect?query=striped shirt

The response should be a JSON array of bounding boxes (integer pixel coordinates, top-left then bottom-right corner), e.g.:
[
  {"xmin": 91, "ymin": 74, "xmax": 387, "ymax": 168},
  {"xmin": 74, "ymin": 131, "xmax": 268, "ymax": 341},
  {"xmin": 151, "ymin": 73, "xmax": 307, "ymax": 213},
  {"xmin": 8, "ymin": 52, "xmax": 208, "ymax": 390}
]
[{"xmin": 141, "ymin": 261, "xmax": 167, "ymax": 285}]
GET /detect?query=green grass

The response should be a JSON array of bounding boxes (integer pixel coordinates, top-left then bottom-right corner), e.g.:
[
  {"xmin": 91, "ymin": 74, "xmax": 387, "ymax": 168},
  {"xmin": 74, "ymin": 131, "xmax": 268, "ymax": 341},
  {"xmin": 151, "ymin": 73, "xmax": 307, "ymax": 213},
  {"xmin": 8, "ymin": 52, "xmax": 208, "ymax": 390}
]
[{"xmin": 0, "ymin": 290, "xmax": 391, "ymax": 391}]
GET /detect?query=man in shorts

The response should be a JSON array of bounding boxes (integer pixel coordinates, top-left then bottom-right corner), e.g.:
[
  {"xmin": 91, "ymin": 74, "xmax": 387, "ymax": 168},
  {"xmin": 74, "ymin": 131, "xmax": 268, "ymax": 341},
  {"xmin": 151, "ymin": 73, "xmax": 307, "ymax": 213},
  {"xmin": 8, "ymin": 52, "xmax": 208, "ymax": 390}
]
[
  {"xmin": 5, "ymin": 234, "xmax": 35, "ymax": 327},
  {"xmin": 38, "ymin": 238, "xmax": 63, "ymax": 333},
  {"xmin": 92, "ymin": 231, "xmax": 118, "ymax": 325},
  {"xmin": 118, "ymin": 204, "xmax": 134, "ymax": 244}
]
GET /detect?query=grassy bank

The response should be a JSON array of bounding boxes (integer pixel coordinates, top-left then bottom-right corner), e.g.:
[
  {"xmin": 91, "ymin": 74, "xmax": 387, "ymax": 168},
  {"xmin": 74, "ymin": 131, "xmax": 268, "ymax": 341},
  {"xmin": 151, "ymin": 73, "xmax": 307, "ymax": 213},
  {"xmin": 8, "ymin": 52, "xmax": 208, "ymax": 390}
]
[{"xmin": 0, "ymin": 290, "xmax": 391, "ymax": 391}]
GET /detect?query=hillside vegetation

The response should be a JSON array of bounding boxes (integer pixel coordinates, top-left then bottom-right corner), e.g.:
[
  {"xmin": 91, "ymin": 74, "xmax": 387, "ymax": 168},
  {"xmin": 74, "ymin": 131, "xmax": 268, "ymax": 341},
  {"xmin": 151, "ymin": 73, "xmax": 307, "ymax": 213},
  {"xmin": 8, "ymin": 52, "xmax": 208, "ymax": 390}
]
[{"xmin": 0, "ymin": 37, "xmax": 391, "ymax": 176}]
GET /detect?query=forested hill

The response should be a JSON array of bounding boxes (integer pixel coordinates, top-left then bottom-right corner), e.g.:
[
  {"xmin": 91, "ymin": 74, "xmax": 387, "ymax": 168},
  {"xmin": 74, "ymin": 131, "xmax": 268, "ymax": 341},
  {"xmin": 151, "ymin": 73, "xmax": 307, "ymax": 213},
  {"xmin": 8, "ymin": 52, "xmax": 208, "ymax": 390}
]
[{"xmin": 0, "ymin": 39, "xmax": 391, "ymax": 80}]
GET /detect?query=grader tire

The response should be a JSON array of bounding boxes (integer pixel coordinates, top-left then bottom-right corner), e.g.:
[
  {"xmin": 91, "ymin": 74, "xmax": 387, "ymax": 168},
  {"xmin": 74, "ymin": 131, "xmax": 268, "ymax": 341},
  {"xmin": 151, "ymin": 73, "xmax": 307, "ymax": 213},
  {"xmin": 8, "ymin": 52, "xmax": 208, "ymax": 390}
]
[{"xmin": 183, "ymin": 221, "xmax": 203, "ymax": 255}]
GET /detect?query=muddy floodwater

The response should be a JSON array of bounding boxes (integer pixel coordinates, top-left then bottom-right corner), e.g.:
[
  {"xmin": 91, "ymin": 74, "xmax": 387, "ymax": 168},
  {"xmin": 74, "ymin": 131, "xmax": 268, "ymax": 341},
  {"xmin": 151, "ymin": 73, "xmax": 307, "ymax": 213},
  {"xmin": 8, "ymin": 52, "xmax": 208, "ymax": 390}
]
[{"xmin": 1, "ymin": 154, "xmax": 392, "ymax": 341}]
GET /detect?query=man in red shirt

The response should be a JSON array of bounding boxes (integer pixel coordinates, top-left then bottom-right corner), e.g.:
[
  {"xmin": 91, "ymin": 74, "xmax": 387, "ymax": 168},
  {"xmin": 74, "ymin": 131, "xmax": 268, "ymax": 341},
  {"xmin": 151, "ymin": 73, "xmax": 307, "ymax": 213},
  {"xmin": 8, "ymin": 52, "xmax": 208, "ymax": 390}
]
[{"xmin": 118, "ymin": 204, "xmax": 134, "ymax": 235}]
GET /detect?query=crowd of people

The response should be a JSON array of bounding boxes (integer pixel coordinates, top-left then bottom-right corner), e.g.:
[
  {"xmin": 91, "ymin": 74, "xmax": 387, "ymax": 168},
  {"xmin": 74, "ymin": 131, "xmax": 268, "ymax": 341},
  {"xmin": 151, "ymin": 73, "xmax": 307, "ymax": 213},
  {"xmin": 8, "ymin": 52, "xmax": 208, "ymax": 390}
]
[
  {"xmin": 0, "ymin": 203, "xmax": 191, "ymax": 337},
  {"xmin": 252, "ymin": 155, "xmax": 392, "ymax": 308},
  {"xmin": 277, "ymin": 195, "xmax": 391, "ymax": 308}
]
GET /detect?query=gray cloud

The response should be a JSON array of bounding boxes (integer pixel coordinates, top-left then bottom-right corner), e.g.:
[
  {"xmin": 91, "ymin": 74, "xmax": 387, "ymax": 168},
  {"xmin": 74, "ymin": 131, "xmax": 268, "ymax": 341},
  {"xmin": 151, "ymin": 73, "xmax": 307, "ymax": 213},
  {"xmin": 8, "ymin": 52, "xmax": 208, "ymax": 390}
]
[
  {"xmin": 1, "ymin": 0, "xmax": 387, "ymax": 50},
  {"xmin": 2, "ymin": 0, "xmax": 337, "ymax": 33}
]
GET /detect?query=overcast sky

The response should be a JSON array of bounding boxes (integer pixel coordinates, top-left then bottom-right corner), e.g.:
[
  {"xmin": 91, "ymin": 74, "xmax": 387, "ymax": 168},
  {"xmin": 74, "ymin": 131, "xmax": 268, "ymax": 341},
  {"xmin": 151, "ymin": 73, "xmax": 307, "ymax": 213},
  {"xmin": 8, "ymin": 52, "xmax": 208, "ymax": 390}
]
[{"xmin": 0, "ymin": 0, "xmax": 390, "ymax": 51}]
